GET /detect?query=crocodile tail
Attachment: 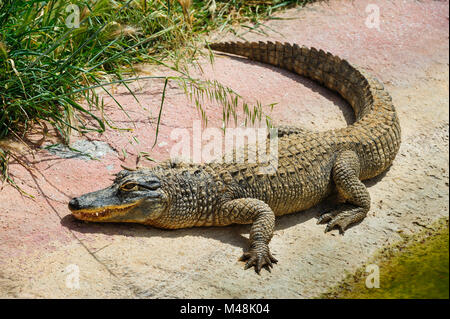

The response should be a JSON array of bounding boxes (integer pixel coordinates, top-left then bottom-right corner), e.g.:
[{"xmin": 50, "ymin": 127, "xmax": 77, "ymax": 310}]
[{"xmin": 209, "ymin": 41, "xmax": 401, "ymax": 179}]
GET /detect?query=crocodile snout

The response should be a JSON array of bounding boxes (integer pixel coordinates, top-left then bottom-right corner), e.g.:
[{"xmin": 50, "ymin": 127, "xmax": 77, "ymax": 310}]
[{"xmin": 68, "ymin": 197, "xmax": 80, "ymax": 211}]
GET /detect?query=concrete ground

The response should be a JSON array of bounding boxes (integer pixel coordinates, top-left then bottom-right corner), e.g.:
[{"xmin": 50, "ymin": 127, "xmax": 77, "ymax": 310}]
[{"xmin": 0, "ymin": 0, "xmax": 448, "ymax": 298}]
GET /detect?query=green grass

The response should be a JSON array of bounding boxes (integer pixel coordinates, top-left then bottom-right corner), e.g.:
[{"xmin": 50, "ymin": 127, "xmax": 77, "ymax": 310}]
[
  {"xmin": 322, "ymin": 218, "xmax": 449, "ymax": 299},
  {"xmin": 0, "ymin": 0, "xmax": 313, "ymax": 186}
]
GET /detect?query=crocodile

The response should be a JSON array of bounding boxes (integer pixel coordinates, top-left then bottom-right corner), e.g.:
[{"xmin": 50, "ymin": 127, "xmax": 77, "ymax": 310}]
[{"xmin": 68, "ymin": 41, "xmax": 401, "ymax": 273}]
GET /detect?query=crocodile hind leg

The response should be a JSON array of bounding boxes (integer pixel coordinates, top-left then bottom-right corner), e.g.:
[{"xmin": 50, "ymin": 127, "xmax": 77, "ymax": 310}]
[
  {"xmin": 317, "ymin": 150, "xmax": 371, "ymax": 233},
  {"xmin": 221, "ymin": 198, "xmax": 278, "ymax": 273}
]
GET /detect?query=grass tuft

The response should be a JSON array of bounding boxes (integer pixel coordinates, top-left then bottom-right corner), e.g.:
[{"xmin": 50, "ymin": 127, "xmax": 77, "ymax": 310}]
[{"xmin": 0, "ymin": 0, "xmax": 313, "ymax": 187}]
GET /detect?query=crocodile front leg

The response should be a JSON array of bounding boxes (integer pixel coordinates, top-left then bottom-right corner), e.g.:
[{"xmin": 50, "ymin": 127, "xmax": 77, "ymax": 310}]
[
  {"xmin": 221, "ymin": 198, "xmax": 278, "ymax": 274},
  {"xmin": 317, "ymin": 150, "xmax": 371, "ymax": 233}
]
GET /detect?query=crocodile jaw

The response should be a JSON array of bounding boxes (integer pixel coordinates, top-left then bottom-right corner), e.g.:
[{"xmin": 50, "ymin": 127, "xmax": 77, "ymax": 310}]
[{"xmin": 70, "ymin": 201, "xmax": 140, "ymax": 222}]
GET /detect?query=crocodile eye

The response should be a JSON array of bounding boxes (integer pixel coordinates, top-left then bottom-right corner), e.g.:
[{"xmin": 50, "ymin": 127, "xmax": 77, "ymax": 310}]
[{"xmin": 120, "ymin": 183, "xmax": 139, "ymax": 192}]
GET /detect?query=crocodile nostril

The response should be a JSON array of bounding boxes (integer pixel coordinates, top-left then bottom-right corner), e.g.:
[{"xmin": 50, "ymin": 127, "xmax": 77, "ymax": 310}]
[{"xmin": 68, "ymin": 198, "xmax": 80, "ymax": 211}]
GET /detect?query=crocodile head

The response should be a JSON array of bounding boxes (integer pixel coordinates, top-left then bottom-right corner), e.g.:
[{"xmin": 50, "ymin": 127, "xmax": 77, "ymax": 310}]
[{"xmin": 68, "ymin": 169, "xmax": 169, "ymax": 224}]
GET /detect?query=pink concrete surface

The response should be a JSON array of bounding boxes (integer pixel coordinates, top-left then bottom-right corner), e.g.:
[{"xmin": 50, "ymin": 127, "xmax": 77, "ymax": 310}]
[{"xmin": 0, "ymin": 0, "xmax": 448, "ymax": 298}]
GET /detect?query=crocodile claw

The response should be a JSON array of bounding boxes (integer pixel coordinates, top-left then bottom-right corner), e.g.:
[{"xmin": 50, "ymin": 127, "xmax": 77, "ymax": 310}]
[
  {"xmin": 317, "ymin": 208, "xmax": 351, "ymax": 233},
  {"xmin": 240, "ymin": 246, "xmax": 278, "ymax": 274},
  {"xmin": 323, "ymin": 211, "xmax": 360, "ymax": 234},
  {"xmin": 316, "ymin": 211, "xmax": 335, "ymax": 225},
  {"xmin": 324, "ymin": 221, "xmax": 346, "ymax": 234}
]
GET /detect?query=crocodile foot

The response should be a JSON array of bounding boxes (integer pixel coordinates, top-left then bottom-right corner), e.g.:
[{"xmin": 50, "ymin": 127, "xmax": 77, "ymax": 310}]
[
  {"xmin": 317, "ymin": 209, "xmax": 340, "ymax": 226},
  {"xmin": 317, "ymin": 205, "xmax": 367, "ymax": 234},
  {"xmin": 240, "ymin": 243, "xmax": 278, "ymax": 274}
]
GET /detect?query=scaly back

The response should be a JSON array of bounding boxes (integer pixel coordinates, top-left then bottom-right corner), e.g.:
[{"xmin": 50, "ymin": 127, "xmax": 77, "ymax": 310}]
[{"xmin": 209, "ymin": 41, "xmax": 401, "ymax": 180}]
